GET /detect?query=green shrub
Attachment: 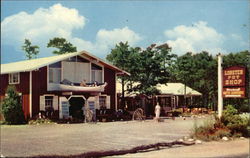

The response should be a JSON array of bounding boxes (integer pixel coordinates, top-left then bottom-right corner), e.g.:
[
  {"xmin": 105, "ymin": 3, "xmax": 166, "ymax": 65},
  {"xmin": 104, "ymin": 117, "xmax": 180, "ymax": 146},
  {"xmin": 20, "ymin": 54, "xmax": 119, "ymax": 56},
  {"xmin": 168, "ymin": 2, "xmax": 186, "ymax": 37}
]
[
  {"xmin": 1, "ymin": 86, "xmax": 26, "ymax": 124},
  {"xmin": 221, "ymin": 105, "xmax": 249, "ymax": 137},
  {"xmin": 192, "ymin": 105, "xmax": 249, "ymax": 141}
]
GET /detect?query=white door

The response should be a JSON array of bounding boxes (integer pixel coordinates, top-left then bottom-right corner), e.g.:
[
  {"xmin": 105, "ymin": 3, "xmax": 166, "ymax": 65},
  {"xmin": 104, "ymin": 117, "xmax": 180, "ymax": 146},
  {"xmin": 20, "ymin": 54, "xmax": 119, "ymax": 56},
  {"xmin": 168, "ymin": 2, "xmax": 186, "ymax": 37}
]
[{"xmin": 59, "ymin": 97, "xmax": 70, "ymax": 119}]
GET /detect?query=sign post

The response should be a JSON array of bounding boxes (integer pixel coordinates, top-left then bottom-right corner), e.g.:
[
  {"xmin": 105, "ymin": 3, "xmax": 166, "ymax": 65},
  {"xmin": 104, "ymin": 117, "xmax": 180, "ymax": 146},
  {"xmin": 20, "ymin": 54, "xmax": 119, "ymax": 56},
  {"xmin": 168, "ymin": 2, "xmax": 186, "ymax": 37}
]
[{"xmin": 217, "ymin": 53, "xmax": 223, "ymax": 118}]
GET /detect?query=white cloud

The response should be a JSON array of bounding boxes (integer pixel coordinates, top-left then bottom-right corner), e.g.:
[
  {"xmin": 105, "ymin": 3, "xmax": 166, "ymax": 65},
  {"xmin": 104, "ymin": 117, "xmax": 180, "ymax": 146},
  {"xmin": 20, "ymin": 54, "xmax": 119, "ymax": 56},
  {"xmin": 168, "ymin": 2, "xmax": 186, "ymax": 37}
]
[
  {"xmin": 1, "ymin": 4, "xmax": 142, "ymax": 59},
  {"xmin": 2, "ymin": 4, "xmax": 85, "ymax": 47},
  {"xmin": 163, "ymin": 21, "xmax": 226, "ymax": 55},
  {"xmin": 96, "ymin": 27, "xmax": 142, "ymax": 46},
  {"xmin": 74, "ymin": 26, "xmax": 142, "ymax": 57},
  {"xmin": 69, "ymin": 27, "xmax": 142, "ymax": 58}
]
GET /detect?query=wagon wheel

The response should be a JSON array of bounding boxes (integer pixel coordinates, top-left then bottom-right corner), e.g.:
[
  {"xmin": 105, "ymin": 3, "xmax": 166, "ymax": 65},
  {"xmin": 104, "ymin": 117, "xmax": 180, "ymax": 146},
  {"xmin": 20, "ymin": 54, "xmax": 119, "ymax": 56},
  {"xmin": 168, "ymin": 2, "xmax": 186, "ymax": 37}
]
[
  {"xmin": 132, "ymin": 108, "xmax": 145, "ymax": 121},
  {"xmin": 85, "ymin": 109, "xmax": 93, "ymax": 123}
]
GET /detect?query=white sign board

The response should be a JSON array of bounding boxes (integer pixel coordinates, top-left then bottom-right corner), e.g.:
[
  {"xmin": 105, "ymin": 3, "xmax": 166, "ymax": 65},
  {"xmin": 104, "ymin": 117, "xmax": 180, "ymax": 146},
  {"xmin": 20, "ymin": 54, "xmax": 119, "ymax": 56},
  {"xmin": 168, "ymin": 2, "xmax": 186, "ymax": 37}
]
[{"xmin": 59, "ymin": 97, "xmax": 70, "ymax": 119}]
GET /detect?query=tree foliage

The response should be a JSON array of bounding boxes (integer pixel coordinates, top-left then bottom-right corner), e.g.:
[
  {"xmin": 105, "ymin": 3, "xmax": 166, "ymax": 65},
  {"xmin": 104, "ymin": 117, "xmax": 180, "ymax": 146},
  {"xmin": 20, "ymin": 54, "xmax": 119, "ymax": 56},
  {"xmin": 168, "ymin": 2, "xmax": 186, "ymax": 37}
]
[
  {"xmin": 107, "ymin": 42, "xmax": 176, "ymax": 97},
  {"xmin": 171, "ymin": 50, "xmax": 249, "ymax": 110},
  {"xmin": 106, "ymin": 42, "xmax": 141, "ymax": 108},
  {"xmin": 22, "ymin": 39, "xmax": 39, "ymax": 59},
  {"xmin": 47, "ymin": 37, "xmax": 77, "ymax": 55},
  {"xmin": 1, "ymin": 86, "xmax": 26, "ymax": 124},
  {"xmin": 108, "ymin": 40, "xmax": 249, "ymax": 111},
  {"xmin": 172, "ymin": 51, "xmax": 217, "ymax": 108},
  {"xmin": 222, "ymin": 51, "xmax": 250, "ymax": 111},
  {"xmin": 133, "ymin": 44, "xmax": 176, "ymax": 95}
]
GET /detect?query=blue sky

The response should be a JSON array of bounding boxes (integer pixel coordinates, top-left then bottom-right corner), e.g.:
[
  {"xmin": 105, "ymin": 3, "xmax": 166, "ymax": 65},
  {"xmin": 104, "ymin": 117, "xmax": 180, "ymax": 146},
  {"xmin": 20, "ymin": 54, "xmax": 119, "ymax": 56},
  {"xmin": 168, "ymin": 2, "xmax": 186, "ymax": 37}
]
[{"xmin": 1, "ymin": 0, "xmax": 249, "ymax": 63}]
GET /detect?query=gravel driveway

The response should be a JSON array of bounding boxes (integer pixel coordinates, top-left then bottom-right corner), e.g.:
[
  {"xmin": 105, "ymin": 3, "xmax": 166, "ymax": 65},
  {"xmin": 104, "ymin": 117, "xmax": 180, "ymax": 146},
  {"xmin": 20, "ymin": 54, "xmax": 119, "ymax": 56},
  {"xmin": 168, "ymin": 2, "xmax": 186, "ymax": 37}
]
[{"xmin": 1, "ymin": 117, "xmax": 206, "ymax": 157}]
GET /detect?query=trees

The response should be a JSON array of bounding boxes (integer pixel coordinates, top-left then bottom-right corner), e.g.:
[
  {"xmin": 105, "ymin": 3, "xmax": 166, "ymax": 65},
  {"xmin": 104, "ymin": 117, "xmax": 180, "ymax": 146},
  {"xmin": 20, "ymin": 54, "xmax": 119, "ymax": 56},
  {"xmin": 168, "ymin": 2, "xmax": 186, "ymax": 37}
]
[
  {"xmin": 171, "ymin": 52, "xmax": 195, "ymax": 107},
  {"xmin": 172, "ymin": 51, "xmax": 217, "ymax": 108},
  {"xmin": 107, "ymin": 42, "xmax": 176, "ymax": 98},
  {"xmin": 2, "ymin": 86, "xmax": 26, "ymax": 124},
  {"xmin": 134, "ymin": 44, "xmax": 176, "ymax": 95},
  {"xmin": 222, "ymin": 50, "xmax": 250, "ymax": 112},
  {"xmin": 192, "ymin": 52, "xmax": 217, "ymax": 109},
  {"xmin": 171, "ymin": 50, "xmax": 249, "ymax": 111},
  {"xmin": 108, "ymin": 41, "xmax": 249, "ymax": 111},
  {"xmin": 107, "ymin": 42, "xmax": 140, "ymax": 108},
  {"xmin": 47, "ymin": 37, "xmax": 77, "ymax": 55},
  {"xmin": 22, "ymin": 39, "xmax": 39, "ymax": 59}
]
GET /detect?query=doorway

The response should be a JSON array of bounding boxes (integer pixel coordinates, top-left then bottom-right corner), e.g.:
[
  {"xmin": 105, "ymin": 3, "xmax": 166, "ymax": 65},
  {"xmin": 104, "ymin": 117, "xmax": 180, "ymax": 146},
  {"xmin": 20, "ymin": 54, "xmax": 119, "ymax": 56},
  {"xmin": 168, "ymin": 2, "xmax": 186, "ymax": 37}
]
[{"xmin": 68, "ymin": 96, "xmax": 86, "ymax": 120}]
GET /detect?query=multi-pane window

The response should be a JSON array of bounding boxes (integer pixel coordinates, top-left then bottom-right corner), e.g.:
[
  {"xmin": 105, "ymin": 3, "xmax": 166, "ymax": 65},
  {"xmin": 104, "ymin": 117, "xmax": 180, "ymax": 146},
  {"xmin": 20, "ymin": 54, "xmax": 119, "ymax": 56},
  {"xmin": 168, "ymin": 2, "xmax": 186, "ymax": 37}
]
[
  {"xmin": 9, "ymin": 73, "xmax": 20, "ymax": 84},
  {"xmin": 45, "ymin": 96, "xmax": 53, "ymax": 110},
  {"xmin": 49, "ymin": 68, "xmax": 61, "ymax": 83},
  {"xmin": 91, "ymin": 64, "xmax": 102, "ymax": 83},
  {"xmin": 49, "ymin": 62, "xmax": 61, "ymax": 83},
  {"xmin": 99, "ymin": 96, "xmax": 106, "ymax": 108}
]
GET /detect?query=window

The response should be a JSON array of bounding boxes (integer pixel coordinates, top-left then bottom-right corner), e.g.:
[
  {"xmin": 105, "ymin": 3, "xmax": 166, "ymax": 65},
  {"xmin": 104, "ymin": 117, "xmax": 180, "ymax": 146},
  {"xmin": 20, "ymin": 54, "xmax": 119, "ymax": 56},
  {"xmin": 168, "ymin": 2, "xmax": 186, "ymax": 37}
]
[
  {"xmin": 99, "ymin": 95, "xmax": 110, "ymax": 109},
  {"xmin": 62, "ymin": 61, "xmax": 90, "ymax": 83},
  {"xmin": 45, "ymin": 96, "xmax": 53, "ymax": 110},
  {"xmin": 99, "ymin": 96, "xmax": 106, "ymax": 108},
  {"xmin": 49, "ymin": 68, "xmax": 61, "ymax": 83},
  {"xmin": 91, "ymin": 70, "xmax": 102, "ymax": 83},
  {"xmin": 49, "ymin": 62, "xmax": 61, "ymax": 83},
  {"xmin": 9, "ymin": 73, "xmax": 20, "ymax": 84},
  {"xmin": 91, "ymin": 64, "xmax": 103, "ymax": 83}
]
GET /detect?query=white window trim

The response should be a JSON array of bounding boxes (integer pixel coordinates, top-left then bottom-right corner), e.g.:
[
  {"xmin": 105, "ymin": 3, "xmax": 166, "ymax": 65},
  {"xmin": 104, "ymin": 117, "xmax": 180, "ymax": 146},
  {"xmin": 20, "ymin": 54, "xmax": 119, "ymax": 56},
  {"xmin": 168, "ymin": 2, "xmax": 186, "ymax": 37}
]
[
  {"xmin": 40, "ymin": 94, "xmax": 59, "ymax": 111},
  {"xmin": 9, "ymin": 73, "xmax": 20, "ymax": 84},
  {"xmin": 45, "ymin": 96, "xmax": 53, "ymax": 109},
  {"xmin": 98, "ymin": 95, "xmax": 111, "ymax": 109}
]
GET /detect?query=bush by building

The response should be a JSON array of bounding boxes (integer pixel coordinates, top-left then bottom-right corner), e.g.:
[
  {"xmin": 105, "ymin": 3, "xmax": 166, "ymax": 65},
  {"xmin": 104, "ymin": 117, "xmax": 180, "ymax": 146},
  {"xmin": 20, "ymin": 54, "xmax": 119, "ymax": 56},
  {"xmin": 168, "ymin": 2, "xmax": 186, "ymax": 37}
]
[{"xmin": 1, "ymin": 86, "xmax": 26, "ymax": 124}]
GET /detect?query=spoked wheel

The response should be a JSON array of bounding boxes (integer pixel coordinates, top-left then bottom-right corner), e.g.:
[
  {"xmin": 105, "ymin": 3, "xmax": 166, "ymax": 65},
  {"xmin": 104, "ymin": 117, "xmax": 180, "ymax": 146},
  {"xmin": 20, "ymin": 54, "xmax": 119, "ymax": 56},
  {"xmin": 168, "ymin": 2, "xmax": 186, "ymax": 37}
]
[
  {"xmin": 132, "ymin": 108, "xmax": 145, "ymax": 121},
  {"xmin": 85, "ymin": 109, "xmax": 93, "ymax": 123}
]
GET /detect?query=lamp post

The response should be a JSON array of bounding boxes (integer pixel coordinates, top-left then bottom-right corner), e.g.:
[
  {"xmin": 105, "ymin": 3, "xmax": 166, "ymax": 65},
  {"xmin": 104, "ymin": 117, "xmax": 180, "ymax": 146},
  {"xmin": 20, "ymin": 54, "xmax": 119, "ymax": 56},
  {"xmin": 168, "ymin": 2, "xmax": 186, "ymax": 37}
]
[{"xmin": 217, "ymin": 53, "xmax": 223, "ymax": 118}]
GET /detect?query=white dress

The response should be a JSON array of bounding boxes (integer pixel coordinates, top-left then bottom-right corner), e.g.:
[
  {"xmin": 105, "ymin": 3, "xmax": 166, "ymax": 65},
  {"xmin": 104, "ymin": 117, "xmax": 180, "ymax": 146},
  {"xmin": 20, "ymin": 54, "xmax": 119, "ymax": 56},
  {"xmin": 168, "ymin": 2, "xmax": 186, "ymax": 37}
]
[{"xmin": 155, "ymin": 104, "xmax": 161, "ymax": 118}]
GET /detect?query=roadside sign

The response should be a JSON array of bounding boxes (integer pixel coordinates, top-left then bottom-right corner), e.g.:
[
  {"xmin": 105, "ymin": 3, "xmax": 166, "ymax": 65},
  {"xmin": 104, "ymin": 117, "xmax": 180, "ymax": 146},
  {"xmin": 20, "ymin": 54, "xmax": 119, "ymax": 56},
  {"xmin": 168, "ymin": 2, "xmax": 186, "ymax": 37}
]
[
  {"xmin": 59, "ymin": 97, "xmax": 70, "ymax": 119},
  {"xmin": 223, "ymin": 66, "xmax": 246, "ymax": 98}
]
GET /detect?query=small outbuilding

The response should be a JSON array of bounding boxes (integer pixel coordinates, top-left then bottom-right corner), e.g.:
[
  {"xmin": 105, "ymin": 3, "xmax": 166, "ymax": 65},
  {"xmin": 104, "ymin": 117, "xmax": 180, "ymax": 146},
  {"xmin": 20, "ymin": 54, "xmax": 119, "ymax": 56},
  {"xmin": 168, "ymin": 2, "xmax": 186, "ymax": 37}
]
[{"xmin": 116, "ymin": 82, "xmax": 202, "ymax": 117}]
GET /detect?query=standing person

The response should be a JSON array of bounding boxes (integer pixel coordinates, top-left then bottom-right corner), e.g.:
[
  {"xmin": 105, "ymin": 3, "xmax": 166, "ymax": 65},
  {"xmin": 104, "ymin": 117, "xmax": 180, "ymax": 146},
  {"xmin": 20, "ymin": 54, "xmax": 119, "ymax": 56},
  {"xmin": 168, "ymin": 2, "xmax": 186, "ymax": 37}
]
[{"xmin": 155, "ymin": 102, "xmax": 161, "ymax": 122}]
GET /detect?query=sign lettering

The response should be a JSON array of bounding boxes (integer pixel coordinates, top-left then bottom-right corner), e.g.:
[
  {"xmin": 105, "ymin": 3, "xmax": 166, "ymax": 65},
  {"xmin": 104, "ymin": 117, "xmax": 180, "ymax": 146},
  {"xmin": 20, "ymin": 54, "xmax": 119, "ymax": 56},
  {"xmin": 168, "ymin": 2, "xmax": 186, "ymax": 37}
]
[
  {"xmin": 223, "ymin": 88, "xmax": 245, "ymax": 98},
  {"xmin": 223, "ymin": 66, "xmax": 245, "ymax": 87},
  {"xmin": 223, "ymin": 66, "xmax": 246, "ymax": 98}
]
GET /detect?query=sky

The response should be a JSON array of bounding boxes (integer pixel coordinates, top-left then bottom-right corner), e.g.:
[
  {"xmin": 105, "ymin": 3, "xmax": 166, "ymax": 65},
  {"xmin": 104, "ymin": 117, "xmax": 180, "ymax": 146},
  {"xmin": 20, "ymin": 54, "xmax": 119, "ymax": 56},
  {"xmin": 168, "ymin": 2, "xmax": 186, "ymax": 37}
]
[{"xmin": 1, "ymin": 0, "xmax": 249, "ymax": 64}]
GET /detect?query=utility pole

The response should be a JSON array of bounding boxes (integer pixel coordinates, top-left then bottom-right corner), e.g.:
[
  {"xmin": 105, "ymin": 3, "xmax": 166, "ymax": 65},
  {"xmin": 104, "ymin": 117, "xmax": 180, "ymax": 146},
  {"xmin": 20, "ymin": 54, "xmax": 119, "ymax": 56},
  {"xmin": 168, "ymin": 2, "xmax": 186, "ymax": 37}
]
[{"xmin": 217, "ymin": 53, "xmax": 223, "ymax": 118}]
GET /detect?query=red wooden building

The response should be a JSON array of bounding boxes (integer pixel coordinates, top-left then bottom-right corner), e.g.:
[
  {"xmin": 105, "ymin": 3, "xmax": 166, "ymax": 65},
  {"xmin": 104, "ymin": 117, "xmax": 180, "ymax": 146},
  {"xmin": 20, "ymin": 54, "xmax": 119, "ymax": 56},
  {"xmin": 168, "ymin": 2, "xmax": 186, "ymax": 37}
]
[{"xmin": 0, "ymin": 51, "xmax": 129, "ymax": 120}]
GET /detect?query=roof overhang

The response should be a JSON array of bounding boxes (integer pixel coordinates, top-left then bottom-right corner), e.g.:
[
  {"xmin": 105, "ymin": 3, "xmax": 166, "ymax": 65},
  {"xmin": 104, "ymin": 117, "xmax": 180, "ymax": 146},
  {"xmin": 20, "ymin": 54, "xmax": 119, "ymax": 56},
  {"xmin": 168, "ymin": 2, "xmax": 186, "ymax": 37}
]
[
  {"xmin": 1, "ymin": 51, "xmax": 130, "ymax": 75},
  {"xmin": 81, "ymin": 51, "xmax": 130, "ymax": 76}
]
